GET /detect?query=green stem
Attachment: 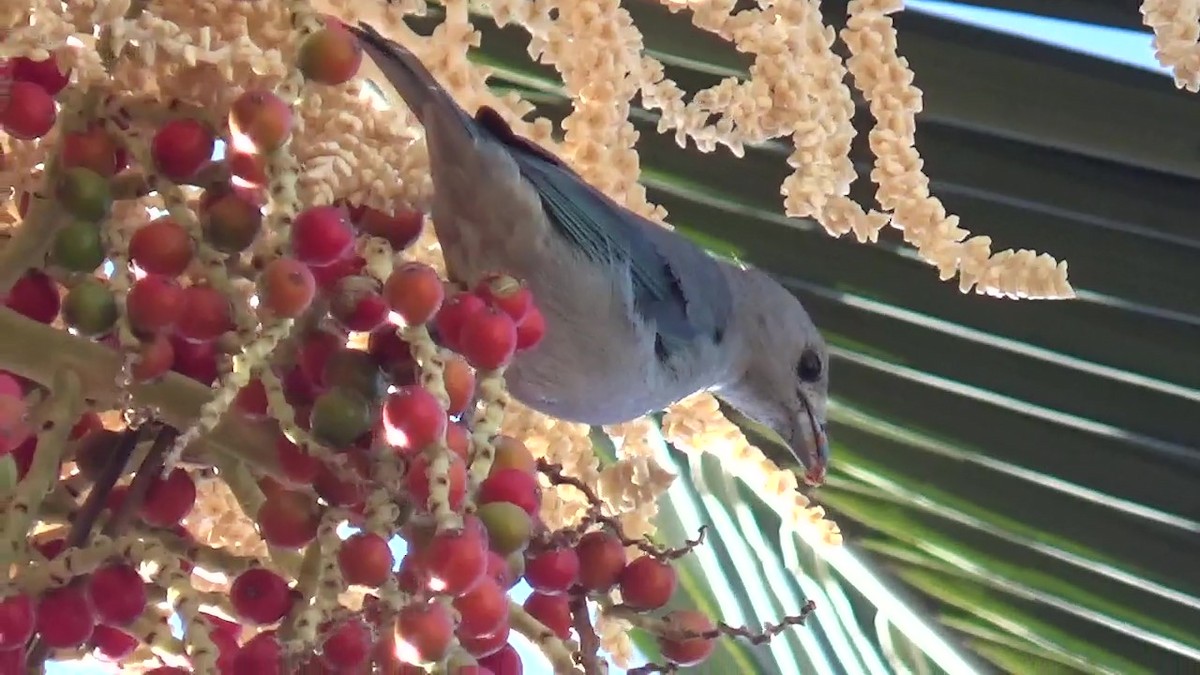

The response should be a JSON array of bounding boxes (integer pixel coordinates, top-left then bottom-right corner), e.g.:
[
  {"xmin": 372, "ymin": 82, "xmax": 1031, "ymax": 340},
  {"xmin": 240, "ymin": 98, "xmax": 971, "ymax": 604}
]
[
  {"xmin": 0, "ymin": 368, "xmax": 82, "ymax": 582},
  {"xmin": 0, "ymin": 187, "xmax": 63, "ymax": 296},
  {"xmin": 0, "ymin": 307, "xmax": 278, "ymax": 470}
]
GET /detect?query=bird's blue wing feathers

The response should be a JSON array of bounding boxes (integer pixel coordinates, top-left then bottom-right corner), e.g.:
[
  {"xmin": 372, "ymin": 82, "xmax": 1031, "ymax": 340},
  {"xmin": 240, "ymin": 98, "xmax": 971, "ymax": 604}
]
[
  {"xmin": 473, "ymin": 107, "xmax": 709, "ymax": 351},
  {"xmin": 517, "ymin": 158, "xmax": 700, "ymax": 347}
]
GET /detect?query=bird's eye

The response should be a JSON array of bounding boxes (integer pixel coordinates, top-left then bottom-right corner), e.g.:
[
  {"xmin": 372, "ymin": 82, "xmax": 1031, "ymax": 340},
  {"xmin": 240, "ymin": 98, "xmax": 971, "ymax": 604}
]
[{"xmin": 797, "ymin": 349, "xmax": 822, "ymax": 382}]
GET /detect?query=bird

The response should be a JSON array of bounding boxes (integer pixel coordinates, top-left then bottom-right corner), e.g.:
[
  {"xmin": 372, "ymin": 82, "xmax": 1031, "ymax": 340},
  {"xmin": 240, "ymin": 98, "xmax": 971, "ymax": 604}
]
[{"xmin": 350, "ymin": 22, "xmax": 830, "ymax": 485}]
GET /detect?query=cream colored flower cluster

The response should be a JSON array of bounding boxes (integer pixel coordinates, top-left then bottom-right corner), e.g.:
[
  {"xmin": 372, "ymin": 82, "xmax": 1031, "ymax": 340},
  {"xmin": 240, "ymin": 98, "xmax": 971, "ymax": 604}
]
[{"xmin": 1142, "ymin": 0, "xmax": 1200, "ymax": 91}]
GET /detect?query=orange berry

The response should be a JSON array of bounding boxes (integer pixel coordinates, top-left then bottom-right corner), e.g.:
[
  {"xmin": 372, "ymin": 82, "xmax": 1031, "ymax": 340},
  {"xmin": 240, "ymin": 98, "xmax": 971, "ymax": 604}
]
[
  {"xmin": 383, "ymin": 262, "xmax": 444, "ymax": 326},
  {"xmin": 258, "ymin": 257, "xmax": 316, "ymax": 318},
  {"xmin": 443, "ymin": 355, "xmax": 475, "ymax": 415}
]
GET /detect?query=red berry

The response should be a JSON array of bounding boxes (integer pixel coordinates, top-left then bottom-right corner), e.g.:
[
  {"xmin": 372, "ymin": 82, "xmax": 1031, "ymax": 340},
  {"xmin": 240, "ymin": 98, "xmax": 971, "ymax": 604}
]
[
  {"xmin": 434, "ymin": 291, "xmax": 487, "ymax": 351},
  {"xmin": 274, "ymin": 433, "xmax": 320, "ymax": 487},
  {"xmin": 353, "ymin": 206, "xmax": 423, "ymax": 251},
  {"xmin": 36, "ymin": 585, "xmax": 94, "ymax": 648},
  {"xmin": 126, "ymin": 275, "xmax": 186, "ymax": 334},
  {"xmin": 445, "ymin": 420, "xmax": 471, "ymax": 461},
  {"xmin": 176, "ymin": 284, "xmax": 232, "ymax": 343},
  {"xmin": 522, "ymin": 592, "xmax": 571, "ymax": 639},
  {"xmin": 258, "ymin": 256, "xmax": 316, "ymax": 318},
  {"xmin": 338, "ymin": 532, "xmax": 394, "ymax": 587},
  {"xmin": 320, "ymin": 619, "xmax": 371, "ymax": 669},
  {"xmin": 228, "ymin": 89, "xmax": 293, "ymax": 153},
  {"xmin": 367, "ymin": 325, "xmax": 416, "ymax": 382},
  {"xmin": 310, "ymin": 253, "xmax": 365, "ymax": 290},
  {"xmin": 152, "ymin": 118, "xmax": 215, "ymax": 180},
  {"xmin": 515, "ymin": 305, "xmax": 546, "ymax": 351},
  {"xmin": 130, "ymin": 217, "xmax": 194, "ymax": 276},
  {"xmin": 292, "ymin": 206, "xmax": 354, "ymax": 266},
  {"xmin": 228, "ymin": 149, "xmax": 268, "ymax": 185},
  {"xmin": 330, "ymin": 277, "xmax": 388, "ymax": 332},
  {"xmin": 88, "ymin": 563, "xmax": 147, "ymax": 626},
  {"xmin": 619, "ymin": 555, "xmax": 677, "ymax": 610},
  {"xmin": 256, "ymin": 489, "xmax": 320, "ymax": 548},
  {"xmin": 478, "ymin": 644, "xmax": 522, "ymax": 675},
  {"xmin": 4, "ymin": 270, "xmax": 59, "ymax": 324},
  {"xmin": 230, "ymin": 568, "xmax": 293, "ymax": 625},
  {"xmin": 234, "ymin": 378, "xmax": 269, "ymax": 418},
  {"xmin": 443, "ymin": 356, "xmax": 475, "ymax": 416},
  {"xmin": 383, "ymin": 262, "xmax": 444, "ymax": 327},
  {"xmin": 658, "ymin": 610, "xmax": 717, "ymax": 666},
  {"xmin": 232, "ymin": 630, "xmax": 282, "ymax": 675},
  {"xmin": 139, "ymin": 468, "xmax": 196, "ymax": 527},
  {"xmin": 60, "ymin": 124, "xmax": 121, "ymax": 177},
  {"xmin": 393, "ymin": 601, "xmax": 454, "ymax": 665},
  {"xmin": 13, "ymin": 55, "xmax": 69, "ymax": 94},
  {"xmin": 91, "ymin": 623, "xmax": 139, "ymax": 661},
  {"xmin": 524, "ymin": 547, "xmax": 580, "ymax": 595},
  {"xmin": 131, "ymin": 333, "xmax": 175, "ymax": 382},
  {"xmin": 475, "ymin": 274, "xmax": 532, "ymax": 322},
  {"xmin": 0, "ymin": 593, "xmax": 35, "ymax": 650},
  {"xmin": 201, "ymin": 611, "xmax": 242, "ymax": 640},
  {"xmin": 575, "ymin": 531, "xmax": 626, "ymax": 592},
  {"xmin": 420, "ymin": 529, "xmax": 487, "ymax": 596},
  {"xmin": 485, "ymin": 550, "xmax": 518, "ymax": 590},
  {"xmin": 1, "ymin": 81, "xmax": 57, "ymax": 139},
  {"xmin": 382, "ymin": 385, "xmax": 446, "ymax": 454},
  {"xmin": 405, "ymin": 452, "xmax": 466, "ymax": 512},
  {"xmin": 453, "ymin": 577, "xmax": 507, "ymax": 637},
  {"xmin": 297, "ymin": 329, "xmax": 344, "ymax": 388},
  {"xmin": 169, "ymin": 333, "xmax": 218, "ymax": 385},
  {"xmin": 459, "ymin": 306, "xmax": 517, "ymax": 370},
  {"xmin": 477, "ymin": 469, "xmax": 540, "ymax": 516},
  {"xmin": 298, "ymin": 22, "xmax": 363, "ymax": 86}
]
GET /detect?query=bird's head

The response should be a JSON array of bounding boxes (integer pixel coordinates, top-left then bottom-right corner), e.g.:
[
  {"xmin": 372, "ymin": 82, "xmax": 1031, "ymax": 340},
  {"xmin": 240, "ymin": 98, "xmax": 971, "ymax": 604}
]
[{"xmin": 715, "ymin": 269, "xmax": 830, "ymax": 486}]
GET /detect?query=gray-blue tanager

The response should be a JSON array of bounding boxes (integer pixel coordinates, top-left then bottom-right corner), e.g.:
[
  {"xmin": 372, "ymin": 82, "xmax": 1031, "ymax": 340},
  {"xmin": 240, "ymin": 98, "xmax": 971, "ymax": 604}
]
[{"xmin": 352, "ymin": 22, "xmax": 830, "ymax": 485}]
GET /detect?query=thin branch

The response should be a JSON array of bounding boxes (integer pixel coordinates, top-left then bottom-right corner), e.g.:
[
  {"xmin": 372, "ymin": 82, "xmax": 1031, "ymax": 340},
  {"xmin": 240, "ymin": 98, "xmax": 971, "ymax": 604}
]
[
  {"xmin": 103, "ymin": 427, "xmax": 178, "ymax": 537},
  {"xmin": 570, "ymin": 595, "xmax": 607, "ymax": 675},
  {"xmin": 536, "ymin": 460, "xmax": 706, "ymax": 560}
]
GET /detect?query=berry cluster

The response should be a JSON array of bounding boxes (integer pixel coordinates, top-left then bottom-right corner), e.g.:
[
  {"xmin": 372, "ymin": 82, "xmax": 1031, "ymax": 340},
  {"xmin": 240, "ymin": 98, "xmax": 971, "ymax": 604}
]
[{"xmin": 0, "ymin": 11, "xmax": 816, "ymax": 675}]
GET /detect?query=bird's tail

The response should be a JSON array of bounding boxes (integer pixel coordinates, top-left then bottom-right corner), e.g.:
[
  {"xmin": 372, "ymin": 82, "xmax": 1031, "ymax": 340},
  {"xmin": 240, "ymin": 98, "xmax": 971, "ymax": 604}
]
[{"xmin": 348, "ymin": 21, "xmax": 467, "ymax": 128}]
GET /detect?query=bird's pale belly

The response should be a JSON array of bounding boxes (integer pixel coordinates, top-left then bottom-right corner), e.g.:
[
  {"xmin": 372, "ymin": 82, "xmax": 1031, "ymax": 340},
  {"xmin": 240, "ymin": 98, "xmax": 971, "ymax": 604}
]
[{"xmin": 505, "ymin": 334, "xmax": 667, "ymax": 426}]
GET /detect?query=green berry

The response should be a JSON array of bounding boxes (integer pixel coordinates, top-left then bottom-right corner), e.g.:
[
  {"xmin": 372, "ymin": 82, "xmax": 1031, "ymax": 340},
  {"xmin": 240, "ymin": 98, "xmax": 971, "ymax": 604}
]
[
  {"xmin": 322, "ymin": 348, "xmax": 385, "ymax": 401},
  {"xmin": 201, "ymin": 191, "xmax": 262, "ymax": 254},
  {"xmin": 310, "ymin": 387, "xmax": 372, "ymax": 447},
  {"xmin": 476, "ymin": 501, "xmax": 533, "ymax": 556},
  {"xmin": 64, "ymin": 279, "xmax": 118, "ymax": 337},
  {"xmin": 56, "ymin": 167, "xmax": 112, "ymax": 223},
  {"xmin": 51, "ymin": 221, "xmax": 106, "ymax": 272}
]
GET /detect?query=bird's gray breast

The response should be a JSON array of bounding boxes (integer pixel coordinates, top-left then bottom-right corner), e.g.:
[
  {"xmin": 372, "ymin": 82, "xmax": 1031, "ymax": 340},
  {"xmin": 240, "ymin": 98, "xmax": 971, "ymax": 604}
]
[{"xmin": 426, "ymin": 139, "xmax": 722, "ymax": 425}]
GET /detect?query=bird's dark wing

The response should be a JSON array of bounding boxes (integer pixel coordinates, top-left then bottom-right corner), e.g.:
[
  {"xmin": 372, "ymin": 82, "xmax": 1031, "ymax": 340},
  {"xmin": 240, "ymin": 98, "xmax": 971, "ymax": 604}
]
[{"xmin": 475, "ymin": 107, "xmax": 730, "ymax": 355}]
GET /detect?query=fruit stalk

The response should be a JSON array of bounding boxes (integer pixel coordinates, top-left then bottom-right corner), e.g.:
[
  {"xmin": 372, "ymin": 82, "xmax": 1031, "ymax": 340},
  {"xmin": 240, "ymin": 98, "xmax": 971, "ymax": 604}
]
[
  {"xmin": 467, "ymin": 366, "xmax": 507, "ymax": 490},
  {"xmin": 287, "ymin": 511, "xmax": 345, "ymax": 647},
  {"xmin": 508, "ymin": 599, "xmax": 582, "ymax": 674},
  {"xmin": 571, "ymin": 595, "xmax": 607, "ymax": 675},
  {"xmin": 0, "ymin": 307, "xmax": 279, "ymax": 470},
  {"xmin": 0, "ymin": 367, "xmax": 82, "ymax": 582},
  {"xmin": 0, "ymin": 178, "xmax": 63, "ymax": 295}
]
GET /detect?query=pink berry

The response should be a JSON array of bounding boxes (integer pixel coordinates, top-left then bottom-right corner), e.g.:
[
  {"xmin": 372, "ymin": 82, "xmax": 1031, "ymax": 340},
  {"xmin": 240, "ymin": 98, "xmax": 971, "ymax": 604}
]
[
  {"xmin": 0, "ymin": 593, "xmax": 36, "ymax": 650},
  {"xmin": 36, "ymin": 586, "xmax": 94, "ymax": 648},
  {"xmin": 291, "ymin": 206, "xmax": 354, "ymax": 266},
  {"xmin": 230, "ymin": 568, "xmax": 293, "ymax": 625},
  {"xmin": 88, "ymin": 563, "xmax": 147, "ymax": 626}
]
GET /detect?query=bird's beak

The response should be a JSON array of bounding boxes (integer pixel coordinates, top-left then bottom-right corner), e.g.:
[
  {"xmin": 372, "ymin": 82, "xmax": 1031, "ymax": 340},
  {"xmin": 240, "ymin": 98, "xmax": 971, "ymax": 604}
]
[{"xmin": 794, "ymin": 394, "xmax": 829, "ymax": 487}]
